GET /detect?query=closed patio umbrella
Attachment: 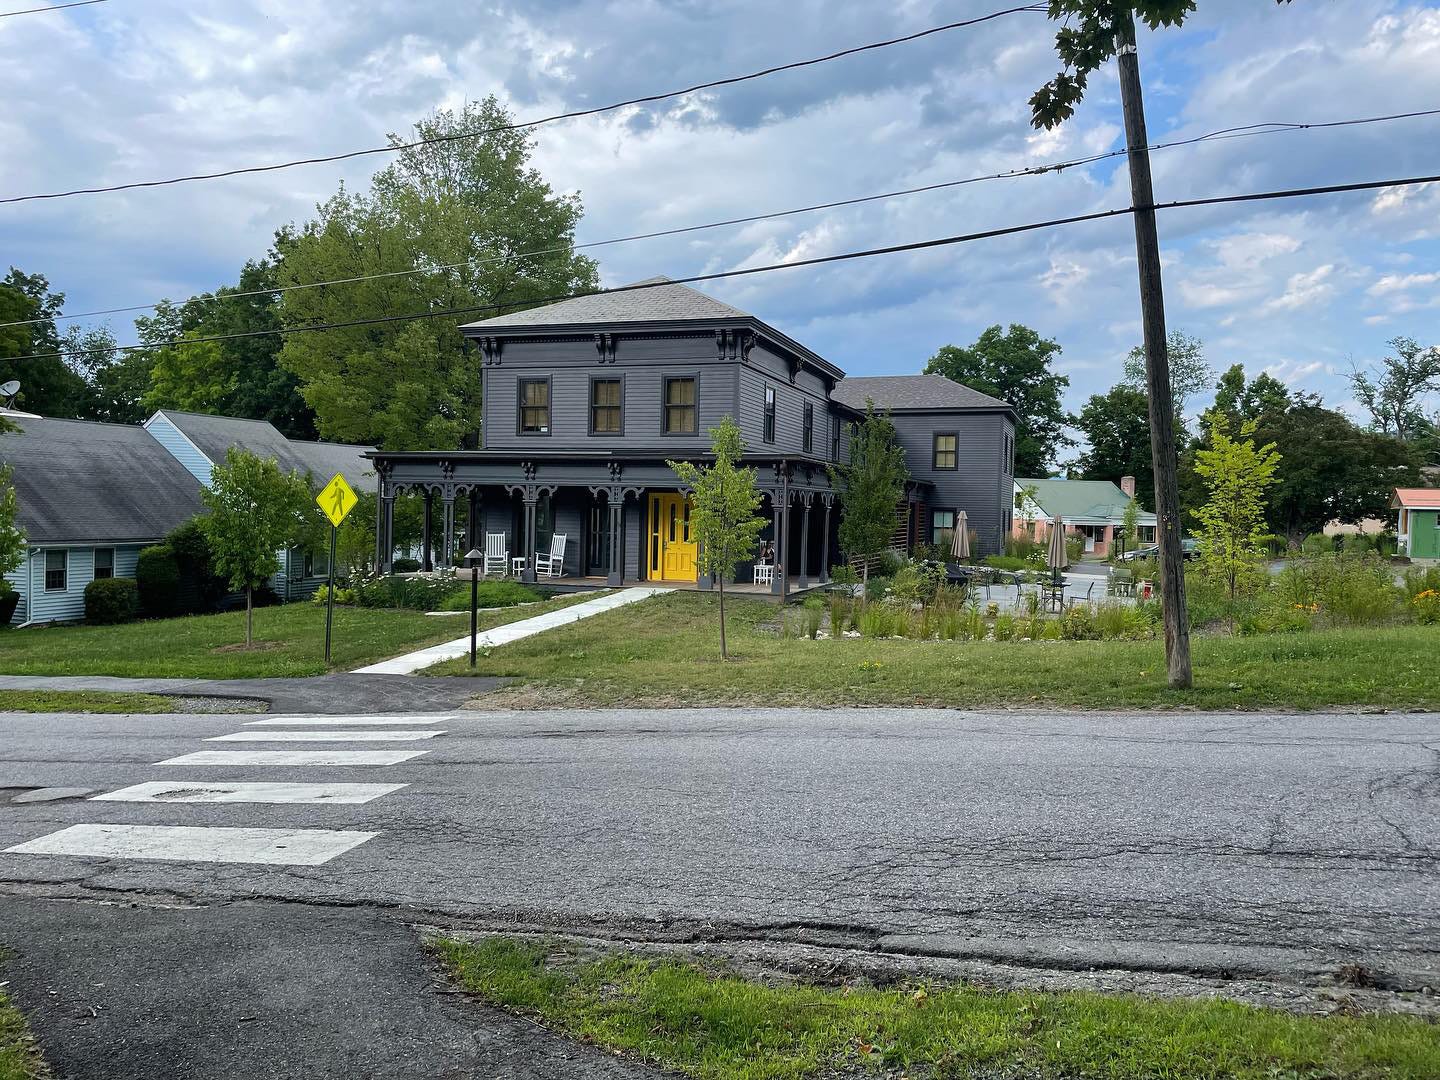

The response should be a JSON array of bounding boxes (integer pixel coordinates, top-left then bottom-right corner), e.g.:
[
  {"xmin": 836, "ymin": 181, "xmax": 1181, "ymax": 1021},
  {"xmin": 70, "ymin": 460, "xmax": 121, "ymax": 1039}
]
[
  {"xmin": 950, "ymin": 510, "xmax": 970, "ymax": 560},
  {"xmin": 1046, "ymin": 514, "xmax": 1069, "ymax": 583}
]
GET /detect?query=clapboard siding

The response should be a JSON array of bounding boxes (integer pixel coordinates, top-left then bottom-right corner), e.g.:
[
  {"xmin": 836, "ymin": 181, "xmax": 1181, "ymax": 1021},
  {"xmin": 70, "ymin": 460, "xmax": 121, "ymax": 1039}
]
[
  {"xmin": 143, "ymin": 414, "xmax": 214, "ymax": 485},
  {"xmin": 6, "ymin": 543, "xmax": 146, "ymax": 625},
  {"xmin": 891, "ymin": 412, "xmax": 1015, "ymax": 555}
]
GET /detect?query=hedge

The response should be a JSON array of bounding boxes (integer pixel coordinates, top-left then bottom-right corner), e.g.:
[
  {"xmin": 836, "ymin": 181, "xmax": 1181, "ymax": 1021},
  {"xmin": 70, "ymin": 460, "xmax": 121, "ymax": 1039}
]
[
  {"xmin": 85, "ymin": 576, "xmax": 140, "ymax": 624},
  {"xmin": 136, "ymin": 544, "xmax": 181, "ymax": 617}
]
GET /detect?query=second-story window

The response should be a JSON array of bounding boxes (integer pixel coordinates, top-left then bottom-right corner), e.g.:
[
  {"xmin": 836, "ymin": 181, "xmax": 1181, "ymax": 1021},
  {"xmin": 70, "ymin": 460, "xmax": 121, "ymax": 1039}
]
[
  {"xmin": 933, "ymin": 432, "xmax": 958, "ymax": 470},
  {"xmin": 519, "ymin": 378, "xmax": 550, "ymax": 434},
  {"xmin": 591, "ymin": 378, "xmax": 622, "ymax": 434},
  {"xmin": 802, "ymin": 402, "xmax": 814, "ymax": 452},
  {"xmin": 830, "ymin": 416, "xmax": 841, "ymax": 461},
  {"xmin": 664, "ymin": 376, "xmax": 697, "ymax": 433},
  {"xmin": 763, "ymin": 386, "xmax": 776, "ymax": 443}
]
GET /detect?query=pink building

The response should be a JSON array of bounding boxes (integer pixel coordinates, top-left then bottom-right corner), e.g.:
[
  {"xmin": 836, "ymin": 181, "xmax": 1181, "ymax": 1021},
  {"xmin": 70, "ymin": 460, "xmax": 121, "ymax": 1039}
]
[{"xmin": 1012, "ymin": 476, "xmax": 1156, "ymax": 557}]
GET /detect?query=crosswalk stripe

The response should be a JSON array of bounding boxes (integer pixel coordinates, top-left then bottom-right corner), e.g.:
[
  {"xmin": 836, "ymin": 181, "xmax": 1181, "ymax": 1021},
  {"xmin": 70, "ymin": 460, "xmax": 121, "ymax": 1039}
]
[
  {"xmin": 5, "ymin": 824, "xmax": 375, "ymax": 866},
  {"xmin": 156, "ymin": 749, "xmax": 430, "ymax": 766},
  {"xmin": 205, "ymin": 730, "xmax": 445, "ymax": 743},
  {"xmin": 91, "ymin": 781, "xmax": 407, "ymax": 805},
  {"xmin": 245, "ymin": 715, "xmax": 459, "ymax": 726}
]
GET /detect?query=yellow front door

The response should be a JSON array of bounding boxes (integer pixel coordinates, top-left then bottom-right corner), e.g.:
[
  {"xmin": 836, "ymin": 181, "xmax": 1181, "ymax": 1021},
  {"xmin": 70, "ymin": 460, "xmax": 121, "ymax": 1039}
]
[{"xmin": 647, "ymin": 493, "xmax": 698, "ymax": 582}]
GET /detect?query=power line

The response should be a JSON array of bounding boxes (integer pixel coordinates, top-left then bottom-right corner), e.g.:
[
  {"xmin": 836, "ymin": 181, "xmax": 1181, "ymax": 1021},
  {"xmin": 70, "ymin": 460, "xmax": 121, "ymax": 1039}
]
[
  {"xmin": 6, "ymin": 103, "xmax": 1436, "ymax": 331},
  {"xmin": 0, "ymin": 5, "xmax": 1044, "ymax": 206},
  {"xmin": 5, "ymin": 170, "xmax": 1438, "ymax": 365},
  {"xmin": 0, "ymin": 0, "xmax": 107, "ymax": 17}
]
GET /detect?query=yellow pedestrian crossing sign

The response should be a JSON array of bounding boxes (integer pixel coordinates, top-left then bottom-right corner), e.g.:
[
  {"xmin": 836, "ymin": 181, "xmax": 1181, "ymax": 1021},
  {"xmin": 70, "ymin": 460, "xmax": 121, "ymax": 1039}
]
[{"xmin": 317, "ymin": 473, "xmax": 358, "ymax": 528}]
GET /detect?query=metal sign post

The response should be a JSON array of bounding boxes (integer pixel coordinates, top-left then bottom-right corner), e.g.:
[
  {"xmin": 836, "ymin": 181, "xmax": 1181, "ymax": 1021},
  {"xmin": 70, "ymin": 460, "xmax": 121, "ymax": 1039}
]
[{"xmin": 316, "ymin": 473, "xmax": 359, "ymax": 667}]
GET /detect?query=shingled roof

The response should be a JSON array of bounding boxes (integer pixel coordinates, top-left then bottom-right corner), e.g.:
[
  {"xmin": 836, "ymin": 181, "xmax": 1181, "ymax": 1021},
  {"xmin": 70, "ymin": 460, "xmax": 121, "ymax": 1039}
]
[
  {"xmin": 0, "ymin": 417, "xmax": 204, "ymax": 544},
  {"xmin": 461, "ymin": 276, "xmax": 752, "ymax": 329},
  {"xmin": 831, "ymin": 374, "xmax": 1011, "ymax": 412},
  {"xmin": 160, "ymin": 411, "xmax": 375, "ymax": 491}
]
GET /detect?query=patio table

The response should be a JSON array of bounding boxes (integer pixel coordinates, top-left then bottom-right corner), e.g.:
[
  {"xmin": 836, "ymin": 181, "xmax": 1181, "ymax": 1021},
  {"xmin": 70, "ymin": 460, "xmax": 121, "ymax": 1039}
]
[{"xmin": 1039, "ymin": 581, "xmax": 1067, "ymax": 613}]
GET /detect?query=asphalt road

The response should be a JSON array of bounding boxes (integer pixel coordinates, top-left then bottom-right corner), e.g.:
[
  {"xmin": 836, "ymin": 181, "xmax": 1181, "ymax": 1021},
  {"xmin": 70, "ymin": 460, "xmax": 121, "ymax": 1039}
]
[{"xmin": 2, "ymin": 706, "xmax": 1438, "ymax": 988}]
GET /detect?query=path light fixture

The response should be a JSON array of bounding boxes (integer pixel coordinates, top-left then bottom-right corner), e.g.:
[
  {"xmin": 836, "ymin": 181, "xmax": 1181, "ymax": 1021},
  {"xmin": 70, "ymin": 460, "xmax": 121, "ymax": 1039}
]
[{"xmin": 464, "ymin": 548, "xmax": 484, "ymax": 668}]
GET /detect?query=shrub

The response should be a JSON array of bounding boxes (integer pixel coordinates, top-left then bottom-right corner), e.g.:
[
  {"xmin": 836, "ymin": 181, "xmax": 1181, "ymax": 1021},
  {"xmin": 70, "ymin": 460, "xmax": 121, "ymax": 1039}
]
[
  {"xmin": 135, "ymin": 544, "xmax": 181, "ymax": 617},
  {"xmin": 992, "ymin": 613, "xmax": 1017, "ymax": 641},
  {"xmin": 1411, "ymin": 589, "xmax": 1440, "ymax": 625},
  {"xmin": 828, "ymin": 564, "xmax": 860, "ymax": 588},
  {"xmin": 85, "ymin": 576, "xmax": 139, "ymax": 624},
  {"xmin": 1402, "ymin": 565, "xmax": 1440, "ymax": 600},
  {"xmin": 876, "ymin": 550, "xmax": 905, "ymax": 577},
  {"xmin": 1004, "ymin": 536, "xmax": 1041, "ymax": 560},
  {"xmin": 864, "ymin": 575, "xmax": 892, "ymax": 602},
  {"xmin": 1059, "ymin": 605, "xmax": 1099, "ymax": 640},
  {"xmin": 984, "ymin": 555, "xmax": 1030, "ymax": 572},
  {"xmin": 889, "ymin": 561, "xmax": 944, "ymax": 605},
  {"xmin": 166, "ymin": 518, "xmax": 227, "ymax": 613},
  {"xmin": 858, "ymin": 604, "xmax": 900, "ymax": 638},
  {"xmin": 393, "ymin": 557, "xmax": 422, "ymax": 573},
  {"xmin": 355, "ymin": 573, "xmax": 458, "ymax": 611},
  {"xmin": 1300, "ymin": 533, "xmax": 1333, "ymax": 556},
  {"xmin": 311, "ymin": 584, "xmax": 358, "ymax": 606},
  {"xmin": 436, "ymin": 580, "xmax": 543, "ymax": 611}
]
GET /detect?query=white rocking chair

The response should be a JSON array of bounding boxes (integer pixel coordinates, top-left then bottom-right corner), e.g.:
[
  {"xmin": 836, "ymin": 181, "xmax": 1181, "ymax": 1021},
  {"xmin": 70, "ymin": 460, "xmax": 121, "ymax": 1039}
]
[
  {"xmin": 483, "ymin": 533, "xmax": 508, "ymax": 577},
  {"xmin": 534, "ymin": 533, "xmax": 567, "ymax": 578}
]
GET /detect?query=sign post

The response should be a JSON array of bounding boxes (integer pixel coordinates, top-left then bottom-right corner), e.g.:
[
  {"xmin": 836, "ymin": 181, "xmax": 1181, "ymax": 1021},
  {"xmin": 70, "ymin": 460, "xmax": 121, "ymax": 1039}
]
[{"xmin": 316, "ymin": 472, "xmax": 359, "ymax": 665}]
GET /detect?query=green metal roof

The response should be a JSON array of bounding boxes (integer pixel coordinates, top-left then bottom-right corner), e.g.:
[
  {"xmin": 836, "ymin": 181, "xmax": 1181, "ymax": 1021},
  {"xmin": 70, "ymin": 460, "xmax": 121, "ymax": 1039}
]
[{"xmin": 1015, "ymin": 478, "xmax": 1155, "ymax": 525}]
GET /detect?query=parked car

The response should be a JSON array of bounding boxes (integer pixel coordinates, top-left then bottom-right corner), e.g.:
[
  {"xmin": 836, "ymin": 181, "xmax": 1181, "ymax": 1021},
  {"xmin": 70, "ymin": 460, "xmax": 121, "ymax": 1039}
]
[{"xmin": 1117, "ymin": 540, "xmax": 1199, "ymax": 562}]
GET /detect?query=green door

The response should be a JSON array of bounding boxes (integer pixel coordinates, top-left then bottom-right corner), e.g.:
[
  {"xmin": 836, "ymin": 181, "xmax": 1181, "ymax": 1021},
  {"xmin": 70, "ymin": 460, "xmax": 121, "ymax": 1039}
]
[{"xmin": 1412, "ymin": 510, "xmax": 1440, "ymax": 559}]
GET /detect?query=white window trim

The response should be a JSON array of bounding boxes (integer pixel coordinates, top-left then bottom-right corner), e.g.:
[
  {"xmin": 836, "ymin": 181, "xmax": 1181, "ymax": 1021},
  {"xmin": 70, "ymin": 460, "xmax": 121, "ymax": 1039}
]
[{"xmin": 44, "ymin": 548, "xmax": 69, "ymax": 592}]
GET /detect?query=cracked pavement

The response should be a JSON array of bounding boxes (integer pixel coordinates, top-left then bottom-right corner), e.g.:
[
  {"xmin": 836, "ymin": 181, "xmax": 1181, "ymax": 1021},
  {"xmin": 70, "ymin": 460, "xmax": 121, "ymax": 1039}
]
[{"xmin": 1, "ymin": 707, "xmax": 1438, "ymax": 989}]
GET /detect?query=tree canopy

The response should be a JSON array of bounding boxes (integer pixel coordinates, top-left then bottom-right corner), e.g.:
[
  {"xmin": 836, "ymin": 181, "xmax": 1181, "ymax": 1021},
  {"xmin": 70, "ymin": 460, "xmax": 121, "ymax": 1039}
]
[
  {"xmin": 832, "ymin": 404, "xmax": 909, "ymax": 578},
  {"xmin": 925, "ymin": 324, "xmax": 1070, "ymax": 477},
  {"xmin": 1071, "ymin": 384, "xmax": 1154, "ymax": 508},
  {"xmin": 274, "ymin": 98, "xmax": 599, "ymax": 450},
  {"xmin": 1123, "ymin": 328, "xmax": 1210, "ymax": 421},
  {"xmin": 1345, "ymin": 336, "xmax": 1440, "ymax": 445}
]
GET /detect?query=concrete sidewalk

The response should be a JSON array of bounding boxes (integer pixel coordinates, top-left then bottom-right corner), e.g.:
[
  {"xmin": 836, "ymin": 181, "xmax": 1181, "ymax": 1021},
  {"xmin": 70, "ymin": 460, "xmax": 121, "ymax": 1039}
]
[{"xmin": 353, "ymin": 587, "xmax": 668, "ymax": 675}]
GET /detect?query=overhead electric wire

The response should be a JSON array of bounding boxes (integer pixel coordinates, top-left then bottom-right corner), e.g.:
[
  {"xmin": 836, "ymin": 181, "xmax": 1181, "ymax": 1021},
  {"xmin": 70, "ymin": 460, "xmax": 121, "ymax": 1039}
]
[
  {"xmin": 0, "ymin": 4, "xmax": 1045, "ymax": 206},
  {"xmin": 0, "ymin": 0, "xmax": 107, "ymax": 17},
  {"xmin": 5, "ymin": 103, "xmax": 1436, "ymax": 331},
  {"xmin": 5, "ymin": 170, "xmax": 1439, "ymax": 365}
]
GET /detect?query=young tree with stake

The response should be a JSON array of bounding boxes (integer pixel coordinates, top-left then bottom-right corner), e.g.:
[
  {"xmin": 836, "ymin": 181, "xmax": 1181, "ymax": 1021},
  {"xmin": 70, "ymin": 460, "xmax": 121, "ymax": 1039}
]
[
  {"xmin": 830, "ymin": 404, "xmax": 909, "ymax": 592},
  {"xmin": 201, "ymin": 448, "xmax": 314, "ymax": 646},
  {"xmin": 668, "ymin": 417, "xmax": 766, "ymax": 660}
]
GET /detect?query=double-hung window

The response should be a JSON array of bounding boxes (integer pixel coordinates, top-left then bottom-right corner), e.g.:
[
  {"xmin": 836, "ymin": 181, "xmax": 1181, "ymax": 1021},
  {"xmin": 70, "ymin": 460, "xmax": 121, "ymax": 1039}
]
[
  {"xmin": 829, "ymin": 416, "xmax": 841, "ymax": 461},
  {"xmin": 933, "ymin": 432, "xmax": 958, "ymax": 470},
  {"xmin": 762, "ymin": 386, "xmax": 776, "ymax": 443},
  {"xmin": 590, "ymin": 378, "xmax": 622, "ymax": 434},
  {"xmin": 44, "ymin": 549, "xmax": 67, "ymax": 591},
  {"xmin": 664, "ymin": 377, "xmax": 697, "ymax": 433},
  {"xmin": 932, "ymin": 510, "xmax": 957, "ymax": 547},
  {"xmin": 802, "ymin": 402, "xmax": 814, "ymax": 453},
  {"xmin": 518, "ymin": 378, "xmax": 550, "ymax": 434},
  {"xmin": 93, "ymin": 548, "xmax": 114, "ymax": 580}
]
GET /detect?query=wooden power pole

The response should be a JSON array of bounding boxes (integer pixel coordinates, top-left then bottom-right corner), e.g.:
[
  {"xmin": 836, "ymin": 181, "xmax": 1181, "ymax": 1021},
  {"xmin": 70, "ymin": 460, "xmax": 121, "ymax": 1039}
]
[{"xmin": 1115, "ymin": 10, "xmax": 1192, "ymax": 688}]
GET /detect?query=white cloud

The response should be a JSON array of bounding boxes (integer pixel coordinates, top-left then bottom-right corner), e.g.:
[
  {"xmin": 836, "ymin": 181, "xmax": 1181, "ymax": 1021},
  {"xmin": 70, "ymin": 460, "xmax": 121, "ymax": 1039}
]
[{"xmin": 1262, "ymin": 264, "xmax": 1337, "ymax": 313}]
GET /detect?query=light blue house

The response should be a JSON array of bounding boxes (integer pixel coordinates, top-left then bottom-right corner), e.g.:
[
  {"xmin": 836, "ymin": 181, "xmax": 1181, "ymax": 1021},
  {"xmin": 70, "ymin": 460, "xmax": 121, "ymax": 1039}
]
[
  {"xmin": 142, "ymin": 410, "xmax": 375, "ymax": 600},
  {"xmin": 1, "ymin": 413, "xmax": 205, "ymax": 625},
  {"xmin": 2, "ymin": 408, "xmax": 376, "ymax": 625}
]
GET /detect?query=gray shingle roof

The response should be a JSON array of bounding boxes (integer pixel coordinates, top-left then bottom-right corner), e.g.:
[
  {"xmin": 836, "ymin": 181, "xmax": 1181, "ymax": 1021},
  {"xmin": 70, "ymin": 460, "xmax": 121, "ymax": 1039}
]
[
  {"xmin": 162, "ymin": 411, "xmax": 375, "ymax": 491},
  {"xmin": 830, "ymin": 374, "xmax": 1011, "ymax": 412},
  {"xmin": 461, "ymin": 276, "xmax": 753, "ymax": 329},
  {"xmin": 0, "ymin": 417, "xmax": 205, "ymax": 544}
]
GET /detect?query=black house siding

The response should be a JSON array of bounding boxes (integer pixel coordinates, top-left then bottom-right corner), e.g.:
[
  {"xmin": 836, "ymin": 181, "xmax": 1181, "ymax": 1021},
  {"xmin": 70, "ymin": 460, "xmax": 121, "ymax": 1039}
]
[{"xmin": 891, "ymin": 411, "xmax": 1015, "ymax": 554}]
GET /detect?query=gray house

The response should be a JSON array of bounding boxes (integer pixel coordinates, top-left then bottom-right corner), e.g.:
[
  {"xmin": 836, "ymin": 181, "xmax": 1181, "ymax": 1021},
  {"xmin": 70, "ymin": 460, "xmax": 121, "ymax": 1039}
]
[{"xmin": 371, "ymin": 277, "xmax": 1017, "ymax": 595}]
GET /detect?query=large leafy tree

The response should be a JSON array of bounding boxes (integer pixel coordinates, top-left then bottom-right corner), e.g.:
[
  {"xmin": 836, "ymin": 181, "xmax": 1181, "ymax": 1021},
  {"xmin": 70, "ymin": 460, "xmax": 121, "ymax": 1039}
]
[
  {"xmin": 138, "ymin": 260, "xmax": 315, "ymax": 437},
  {"xmin": 1030, "ymin": 2, "xmax": 1293, "ymax": 128},
  {"xmin": 831, "ymin": 404, "xmax": 910, "ymax": 587},
  {"xmin": 275, "ymin": 98, "xmax": 599, "ymax": 450},
  {"xmin": 0, "ymin": 463, "xmax": 25, "ymax": 587},
  {"xmin": 1345, "ymin": 336, "xmax": 1440, "ymax": 444},
  {"xmin": 0, "ymin": 268, "xmax": 90, "ymax": 418},
  {"xmin": 668, "ymin": 417, "xmax": 767, "ymax": 659},
  {"xmin": 1071, "ymin": 384, "xmax": 1154, "ymax": 508},
  {"xmin": 1123, "ymin": 328, "xmax": 1209, "ymax": 423},
  {"xmin": 201, "ymin": 448, "xmax": 314, "ymax": 646},
  {"xmin": 1194, "ymin": 416, "xmax": 1280, "ymax": 600},
  {"xmin": 925, "ymin": 325, "xmax": 1070, "ymax": 476}
]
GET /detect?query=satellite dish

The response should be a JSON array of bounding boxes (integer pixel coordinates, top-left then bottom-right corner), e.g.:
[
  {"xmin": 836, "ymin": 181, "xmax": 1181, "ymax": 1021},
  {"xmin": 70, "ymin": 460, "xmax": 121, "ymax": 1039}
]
[{"xmin": 0, "ymin": 380, "xmax": 18, "ymax": 398}]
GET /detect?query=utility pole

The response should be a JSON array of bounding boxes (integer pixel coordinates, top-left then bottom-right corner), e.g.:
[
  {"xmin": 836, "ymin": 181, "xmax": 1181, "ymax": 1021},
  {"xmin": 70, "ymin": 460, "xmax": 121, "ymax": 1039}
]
[{"xmin": 1115, "ymin": 9, "xmax": 1192, "ymax": 688}]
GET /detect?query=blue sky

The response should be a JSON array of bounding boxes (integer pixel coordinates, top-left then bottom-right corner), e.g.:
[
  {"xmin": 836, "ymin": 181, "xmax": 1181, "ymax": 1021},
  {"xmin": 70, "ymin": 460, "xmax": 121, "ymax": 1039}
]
[{"xmin": 2, "ymin": 0, "xmax": 1438, "ymax": 442}]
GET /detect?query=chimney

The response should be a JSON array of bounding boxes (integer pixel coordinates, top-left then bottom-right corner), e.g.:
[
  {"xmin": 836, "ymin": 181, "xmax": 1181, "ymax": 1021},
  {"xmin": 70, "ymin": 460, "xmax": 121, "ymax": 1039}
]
[{"xmin": 1120, "ymin": 475, "xmax": 1136, "ymax": 498}]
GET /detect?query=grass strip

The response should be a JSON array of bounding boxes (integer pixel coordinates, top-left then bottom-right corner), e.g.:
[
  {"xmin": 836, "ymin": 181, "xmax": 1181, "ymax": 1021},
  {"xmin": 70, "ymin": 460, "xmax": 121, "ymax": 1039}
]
[
  {"xmin": 433, "ymin": 592, "xmax": 1440, "ymax": 711},
  {"xmin": 0, "ymin": 988, "xmax": 48, "ymax": 1080},
  {"xmin": 0, "ymin": 591, "xmax": 600, "ymax": 679},
  {"xmin": 437, "ymin": 937, "xmax": 1440, "ymax": 1080},
  {"xmin": 0, "ymin": 690, "xmax": 183, "ymax": 714}
]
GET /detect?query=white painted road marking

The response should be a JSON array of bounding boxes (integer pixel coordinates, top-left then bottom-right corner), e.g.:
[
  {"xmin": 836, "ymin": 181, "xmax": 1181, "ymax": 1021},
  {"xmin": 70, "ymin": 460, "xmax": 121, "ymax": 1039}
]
[
  {"xmin": 5, "ymin": 824, "xmax": 375, "ymax": 866},
  {"xmin": 157, "ymin": 750, "xmax": 430, "ymax": 767},
  {"xmin": 92, "ymin": 781, "xmax": 407, "ymax": 805},
  {"xmin": 205, "ymin": 730, "xmax": 445, "ymax": 743},
  {"xmin": 246, "ymin": 715, "xmax": 459, "ymax": 726}
]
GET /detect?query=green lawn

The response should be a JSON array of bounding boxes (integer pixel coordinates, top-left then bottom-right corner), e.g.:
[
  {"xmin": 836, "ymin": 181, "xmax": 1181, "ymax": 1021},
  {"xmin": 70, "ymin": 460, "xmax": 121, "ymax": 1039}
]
[
  {"xmin": 438, "ymin": 937, "xmax": 1440, "ymax": 1080},
  {"xmin": 0, "ymin": 593, "xmax": 599, "ymax": 679},
  {"xmin": 0, "ymin": 690, "xmax": 183, "ymax": 713},
  {"xmin": 0, "ymin": 988, "xmax": 47, "ymax": 1080},
  {"xmin": 433, "ymin": 592, "xmax": 1440, "ymax": 711}
]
